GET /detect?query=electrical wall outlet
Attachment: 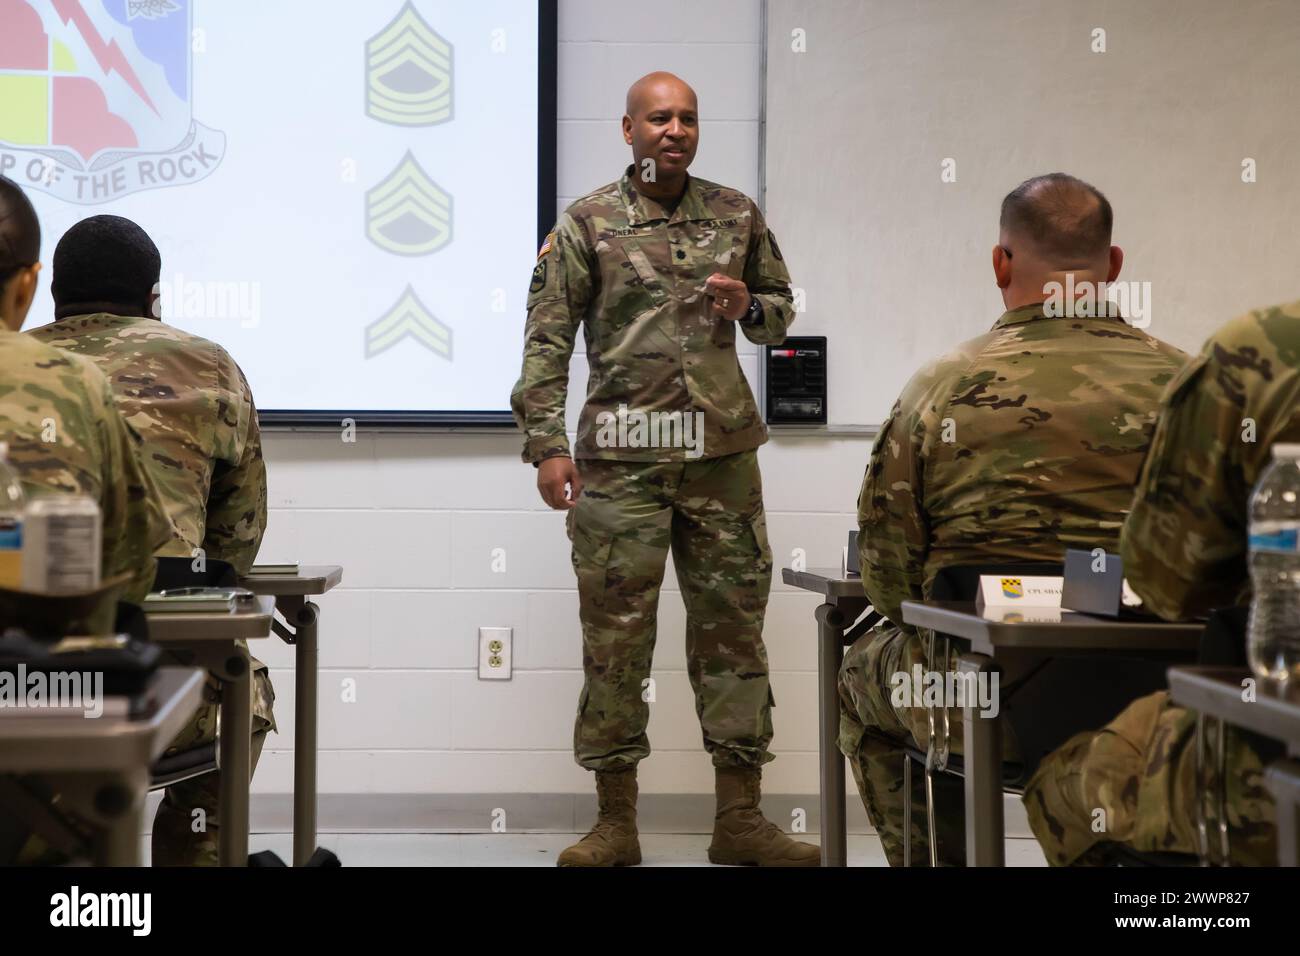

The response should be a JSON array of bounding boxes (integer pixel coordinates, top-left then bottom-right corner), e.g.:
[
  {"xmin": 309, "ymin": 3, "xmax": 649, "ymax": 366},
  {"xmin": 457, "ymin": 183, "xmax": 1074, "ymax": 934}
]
[{"xmin": 478, "ymin": 626, "xmax": 512, "ymax": 680}]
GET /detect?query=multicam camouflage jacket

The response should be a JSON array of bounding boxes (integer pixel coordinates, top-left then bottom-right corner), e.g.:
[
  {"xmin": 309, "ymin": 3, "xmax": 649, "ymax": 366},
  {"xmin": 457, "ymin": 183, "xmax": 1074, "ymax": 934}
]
[
  {"xmin": 28, "ymin": 313, "xmax": 267, "ymax": 575},
  {"xmin": 857, "ymin": 303, "xmax": 1187, "ymax": 624},
  {"xmin": 510, "ymin": 166, "xmax": 795, "ymax": 463},
  {"xmin": 0, "ymin": 329, "xmax": 171, "ymax": 603},
  {"xmin": 1122, "ymin": 299, "xmax": 1300, "ymax": 621}
]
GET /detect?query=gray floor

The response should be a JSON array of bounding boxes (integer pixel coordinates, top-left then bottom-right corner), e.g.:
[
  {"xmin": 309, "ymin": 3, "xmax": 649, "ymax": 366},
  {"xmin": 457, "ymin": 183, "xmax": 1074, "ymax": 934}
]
[{"xmin": 140, "ymin": 831, "xmax": 1049, "ymax": 866}]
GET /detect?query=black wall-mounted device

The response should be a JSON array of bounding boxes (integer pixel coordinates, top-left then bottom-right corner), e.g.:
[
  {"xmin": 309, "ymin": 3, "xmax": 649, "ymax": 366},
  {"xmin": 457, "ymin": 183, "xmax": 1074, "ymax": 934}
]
[{"xmin": 765, "ymin": 336, "xmax": 827, "ymax": 424}]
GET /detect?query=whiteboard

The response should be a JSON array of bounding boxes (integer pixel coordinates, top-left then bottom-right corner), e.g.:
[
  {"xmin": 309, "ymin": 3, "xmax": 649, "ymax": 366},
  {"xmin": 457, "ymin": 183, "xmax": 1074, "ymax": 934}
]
[
  {"xmin": 764, "ymin": 0, "xmax": 1300, "ymax": 427},
  {"xmin": 3, "ymin": 0, "xmax": 551, "ymax": 422}
]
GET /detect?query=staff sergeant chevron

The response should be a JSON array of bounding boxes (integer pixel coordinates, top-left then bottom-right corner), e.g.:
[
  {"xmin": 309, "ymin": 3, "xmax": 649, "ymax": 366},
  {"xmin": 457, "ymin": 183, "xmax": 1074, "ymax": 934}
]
[
  {"xmin": 366, "ymin": 2, "xmax": 454, "ymax": 126},
  {"xmin": 366, "ymin": 151, "xmax": 452, "ymax": 256},
  {"xmin": 365, "ymin": 285, "xmax": 453, "ymax": 360}
]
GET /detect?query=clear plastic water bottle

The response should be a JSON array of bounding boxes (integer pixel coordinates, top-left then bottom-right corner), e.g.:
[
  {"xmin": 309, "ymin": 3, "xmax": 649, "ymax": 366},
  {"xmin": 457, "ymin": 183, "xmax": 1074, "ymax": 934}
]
[
  {"xmin": 1247, "ymin": 443, "xmax": 1300, "ymax": 682},
  {"xmin": 0, "ymin": 441, "xmax": 25, "ymax": 589}
]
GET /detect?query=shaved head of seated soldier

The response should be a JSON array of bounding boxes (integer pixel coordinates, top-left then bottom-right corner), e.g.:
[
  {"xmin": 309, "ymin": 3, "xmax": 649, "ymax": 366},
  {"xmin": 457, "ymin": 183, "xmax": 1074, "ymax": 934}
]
[
  {"xmin": 622, "ymin": 71, "xmax": 699, "ymax": 199},
  {"xmin": 51, "ymin": 214, "xmax": 161, "ymax": 321},
  {"xmin": 993, "ymin": 172, "xmax": 1122, "ymax": 311},
  {"xmin": 0, "ymin": 174, "xmax": 42, "ymax": 331}
]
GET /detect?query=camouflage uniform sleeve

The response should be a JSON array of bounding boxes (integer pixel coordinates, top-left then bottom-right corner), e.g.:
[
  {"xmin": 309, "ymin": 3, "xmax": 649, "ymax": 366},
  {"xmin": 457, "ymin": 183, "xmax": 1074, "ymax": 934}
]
[
  {"xmin": 89, "ymin": 371, "xmax": 171, "ymax": 603},
  {"xmin": 203, "ymin": 359, "xmax": 267, "ymax": 575},
  {"xmin": 1121, "ymin": 349, "xmax": 1254, "ymax": 621},
  {"xmin": 739, "ymin": 201, "xmax": 795, "ymax": 346},
  {"xmin": 857, "ymin": 398, "xmax": 928, "ymax": 623},
  {"xmin": 857, "ymin": 349, "xmax": 978, "ymax": 622},
  {"xmin": 509, "ymin": 212, "xmax": 594, "ymax": 464}
]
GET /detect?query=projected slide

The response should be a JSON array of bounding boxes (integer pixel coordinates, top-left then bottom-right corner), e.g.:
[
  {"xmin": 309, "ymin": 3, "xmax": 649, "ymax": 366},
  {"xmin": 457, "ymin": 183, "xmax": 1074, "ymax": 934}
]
[{"xmin": 0, "ymin": 0, "xmax": 546, "ymax": 419}]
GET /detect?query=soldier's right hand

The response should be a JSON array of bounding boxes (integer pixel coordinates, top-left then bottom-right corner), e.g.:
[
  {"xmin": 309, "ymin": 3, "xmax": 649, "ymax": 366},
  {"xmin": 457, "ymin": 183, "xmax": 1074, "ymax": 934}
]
[{"xmin": 538, "ymin": 456, "xmax": 582, "ymax": 509}]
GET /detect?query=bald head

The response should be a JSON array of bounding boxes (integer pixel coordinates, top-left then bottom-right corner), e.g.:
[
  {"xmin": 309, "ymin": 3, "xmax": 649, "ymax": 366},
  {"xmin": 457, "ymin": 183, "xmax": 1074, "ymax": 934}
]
[
  {"xmin": 625, "ymin": 71, "xmax": 697, "ymax": 118},
  {"xmin": 993, "ymin": 173, "xmax": 1123, "ymax": 311},
  {"xmin": 621, "ymin": 72, "xmax": 699, "ymax": 190},
  {"xmin": 999, "ymin": 173, "xmax": 1113, "ymax": 266}
]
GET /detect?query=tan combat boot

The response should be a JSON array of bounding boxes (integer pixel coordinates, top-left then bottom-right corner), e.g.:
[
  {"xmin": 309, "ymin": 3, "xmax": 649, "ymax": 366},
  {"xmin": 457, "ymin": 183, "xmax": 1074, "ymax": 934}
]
[
  {"xmin": 557, "ymin": 768, "xmax": 641, "ymax": 867},
  {"xmin": 708, "ymin": 767, "xmax": 821, "ymax": 867}
]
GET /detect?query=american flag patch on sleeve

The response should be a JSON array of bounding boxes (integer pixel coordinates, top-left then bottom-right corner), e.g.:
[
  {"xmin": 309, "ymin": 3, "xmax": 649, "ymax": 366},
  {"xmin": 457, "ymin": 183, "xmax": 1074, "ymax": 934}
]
[{"xmin": 537, "ymin": 231, "xmax": 555, "ymax": 260}]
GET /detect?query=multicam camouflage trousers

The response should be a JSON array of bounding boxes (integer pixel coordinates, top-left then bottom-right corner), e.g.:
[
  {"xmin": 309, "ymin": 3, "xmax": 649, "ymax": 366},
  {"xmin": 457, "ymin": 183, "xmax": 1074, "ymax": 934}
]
[
  {"xmin": 1023, "ymin": 691, "xmax": 1278, "ymax": 866},
  {"xmin": 837, "ymin": 623, "xmax": 1020, "ymax": 867},
  {"xmin": 151, "ymin": 654, "xmax": 276, "ymax": 866},
  {"xmin": 568, "ymin": 450, "xmax": 775, "ymax": 771}
]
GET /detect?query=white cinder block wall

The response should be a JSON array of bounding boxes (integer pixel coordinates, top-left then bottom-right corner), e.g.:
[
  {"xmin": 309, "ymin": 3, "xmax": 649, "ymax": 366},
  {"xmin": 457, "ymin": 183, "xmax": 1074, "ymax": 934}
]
[{"xmin": 250, "ymin": 0, "xmax": 870, "ymax": 802}]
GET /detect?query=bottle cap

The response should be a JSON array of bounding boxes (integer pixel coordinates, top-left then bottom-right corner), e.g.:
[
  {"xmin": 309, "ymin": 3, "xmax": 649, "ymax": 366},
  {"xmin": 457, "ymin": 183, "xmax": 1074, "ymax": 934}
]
[{"xmin": 1273, "ymin": 443, "xmax": 1300, "ymax": 459}]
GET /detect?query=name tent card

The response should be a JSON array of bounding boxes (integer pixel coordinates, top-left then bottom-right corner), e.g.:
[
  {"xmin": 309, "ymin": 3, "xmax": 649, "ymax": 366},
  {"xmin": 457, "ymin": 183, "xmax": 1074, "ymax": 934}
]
[{"xmin": 975, "ymin": 575, "xmax": 1063, "ymax": 610}]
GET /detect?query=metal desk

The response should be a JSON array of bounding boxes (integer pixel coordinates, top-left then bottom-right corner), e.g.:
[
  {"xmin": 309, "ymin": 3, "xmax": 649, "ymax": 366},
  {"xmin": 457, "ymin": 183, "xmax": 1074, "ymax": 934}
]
[
  {"xmin": 146, "ymin": 595, "xmax": 275, "ymax": 866},
  {"xmin": 1168, "ymin": 665, "xmax": 1300, "ymax": 866},
  {"xmin": 0, "ymin": 667, "xmax": 205, "ymax": 866},
  {"xmin": 781, "ymin": 566, "xmax": 875, "ymax": 867},
  {"xmin": 239, "ymin": 565, "xmax": 343, "ymax": 865},
  {"xmin": 900, "ymin": 600, "xmax": 1202, "ymax": 866}
]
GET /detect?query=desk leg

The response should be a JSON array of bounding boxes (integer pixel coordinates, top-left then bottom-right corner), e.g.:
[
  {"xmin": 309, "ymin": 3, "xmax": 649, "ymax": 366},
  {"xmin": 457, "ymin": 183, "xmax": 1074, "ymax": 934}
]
[
  {"xmin": 960, "ymin": 653, "xmax": 1003, "ymax": 866},
  {"xmin": 90, "ymin": 772, "xmax": 144, "ymax": 867},
  {"xmin": 814, "ymin": 602, "xmax": 847, "ymax": 868},
  {"xmin": 291, "ymin": 600, "xmax": 320, "ymax": 867},
  {"xmin": 218, "ymin": 648, "xmax": 252, "ymax": 867},
  {"xmin": 99, "ymin": 791, "xmax": 143, "ymax": 867},
  {"xmin": 1265, "ymin": 759, "xmax": 1300, "ymax": 867}
]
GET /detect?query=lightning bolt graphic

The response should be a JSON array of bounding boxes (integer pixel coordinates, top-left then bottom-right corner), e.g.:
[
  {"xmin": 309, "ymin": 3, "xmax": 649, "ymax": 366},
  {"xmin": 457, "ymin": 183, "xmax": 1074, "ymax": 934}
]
[{"xmin": 51, "ymin": 0, "xmax": 160, "ymax": 117}]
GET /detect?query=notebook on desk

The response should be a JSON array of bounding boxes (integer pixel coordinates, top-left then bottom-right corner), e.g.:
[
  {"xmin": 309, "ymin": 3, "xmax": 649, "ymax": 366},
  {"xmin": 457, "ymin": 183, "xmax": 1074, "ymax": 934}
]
[
  {"xmin": 246, "ymin": 563, "xmax": 300, "ymax": 575},
  {"xmin": 142, "ymin": 587, "xmax": 252, "ymax": 613}
]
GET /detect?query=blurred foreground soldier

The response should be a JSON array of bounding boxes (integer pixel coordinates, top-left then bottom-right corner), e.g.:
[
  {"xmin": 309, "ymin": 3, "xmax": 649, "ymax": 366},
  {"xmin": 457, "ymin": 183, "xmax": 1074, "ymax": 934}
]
[
  {"xmin": 30, "ymin": 215, "xmax": 271, "ymax": 866},
  {"xmin": 840, "ymin": 174, "xmax": 1186, "ymax": 865},
  {"xmin": 0, "ymin": 175, "xmax": 171, "ymax": 864},
  {"xmin": 510, "ymin": 72, "xmax": 814, "ymax": 865},
  {"xmin": 1024, "ymin": 300, "xmax": 1300, "ymax": 866}
]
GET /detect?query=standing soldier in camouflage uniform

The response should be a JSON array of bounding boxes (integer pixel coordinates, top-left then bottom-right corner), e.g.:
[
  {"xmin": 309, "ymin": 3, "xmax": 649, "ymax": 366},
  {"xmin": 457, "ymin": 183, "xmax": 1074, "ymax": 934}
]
[
  {"xmin": 29, "ymin": 215, "xmax": 270, "ymax": 867},
  {"xmin": 511, "ymin": 72, "xmax": 817, "ymax": 866},
  {"xmin": 1023, "ymin": 300, "xmax": 1300, "ymax": 866},
  {"xmin": 841, "ymin": 174, "xmax": 1186, "ymax": 865},
  {"xmin": 0, "ymin": 176, "xmax": 172, "ymax": 863}
]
